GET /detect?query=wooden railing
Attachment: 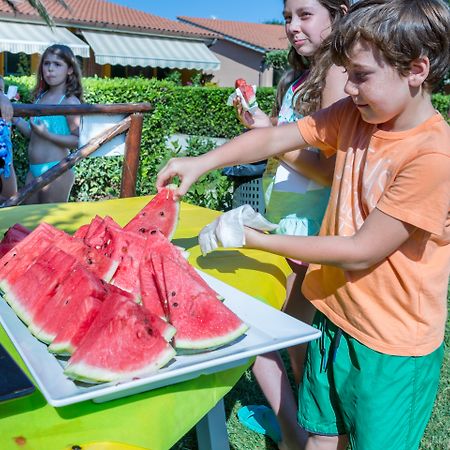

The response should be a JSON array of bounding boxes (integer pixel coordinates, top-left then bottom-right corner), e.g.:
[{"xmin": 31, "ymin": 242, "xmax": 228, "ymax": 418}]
[{"xmin": 1, "ymin": 103, "xmax": 152, "ymax": 208}]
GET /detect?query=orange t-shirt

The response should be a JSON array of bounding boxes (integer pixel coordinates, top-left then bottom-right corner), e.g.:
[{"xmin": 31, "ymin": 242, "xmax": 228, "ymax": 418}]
[{"xmin": 298, "ymin": 98, "xmax": 450, "ymax": 356}]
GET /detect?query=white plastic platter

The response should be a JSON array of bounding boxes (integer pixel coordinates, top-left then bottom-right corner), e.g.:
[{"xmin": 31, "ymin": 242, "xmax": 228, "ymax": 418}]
[{"xmin": 0, "ymin": 270, "xmax": 321, "ymax": 407}]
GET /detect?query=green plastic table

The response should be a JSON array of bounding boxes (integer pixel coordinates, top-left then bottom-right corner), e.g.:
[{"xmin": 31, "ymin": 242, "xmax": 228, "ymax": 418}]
[{"xmin": 0, "ymin": 197, "xmax": 291, "ymax": 450}]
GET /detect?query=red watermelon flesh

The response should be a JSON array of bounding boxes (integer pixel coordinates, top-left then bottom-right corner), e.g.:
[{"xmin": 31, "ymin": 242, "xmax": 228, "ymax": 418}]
[
  {"xmin": 29, "ymin": 263, "xmax": 110, "ymax": 343},
  {"xmin": 0, "ymin": 236, "xmax": 54, "ymax": 297},
  {"xmin": 1, "ymin": 223, "xmax": 31, "ymax": 245},
  {"xmin": 235, "ymin": 78, "xmax": 246, "ymax": 89},
  {"xmin": 0, "ymin": 242, "xmax": 15, "ymax": 259},
  {"xmin": 148, "ymin": 252, "xmax": 169, "ymax": 316},
  {"xmin": 123, "ymin": 186, "xmax": 179, "ymax": 240},
  {"xmin": 100, "ymin": 227, "xmax": 146, "ymax": 299},
  {"xmin": 139, "ymin": 256, "xmax": 166, "ymax": 318},
  {"xmin": 2, "ymin": 247, "xmax": 77, "ymax": 325},
  {"xmin": 0, "ymin": 223, "xmax": 59, "ymax": 280},
  {"xmin": 240, "ymin": 84, "xmax": 256, "ymax": 106},
  {"xmin": 81, "ymin": 215, "xmax": 122, "ymax": 248},
  {"xmin": 160, "ymin": 255, "xmax": 248, "ymax": 351},
  {"xmin": 64, "ymin": 293, "xmax": 176, "ymax": 382},
  {"xmin": 72, "ymin": 223, "xmax": 90, "ymax": 240},
  {"xmin": 49, "ymin": 231, "xmax": 119, "ymax": 282},
  {"xmin": 145, "ymin": 230, "xmax": 223, "ymax": 301},
  {"xmin": 48, "ymin": 295, "xmax": 102, "ymax": 355}
]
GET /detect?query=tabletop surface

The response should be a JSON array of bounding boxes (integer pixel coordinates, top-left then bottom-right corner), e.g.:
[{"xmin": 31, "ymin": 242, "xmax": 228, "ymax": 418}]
[{"xmin": 0, "ymin": 197, "xmax": 291, "ymax": 450}]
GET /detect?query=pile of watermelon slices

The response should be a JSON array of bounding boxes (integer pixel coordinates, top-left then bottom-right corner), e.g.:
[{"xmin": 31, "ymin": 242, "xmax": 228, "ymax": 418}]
[{"xmin": 0, "ymin": 187, "xmax": 248, "ymax": 383}]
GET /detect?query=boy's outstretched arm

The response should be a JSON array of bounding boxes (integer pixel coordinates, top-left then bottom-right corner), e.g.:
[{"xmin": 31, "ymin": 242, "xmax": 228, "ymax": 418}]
[
  {"xmin": 156, "ymin": 121, "xmax": 305, "ymax": 199},
  {"xmin": 245, "ymin": 208, "xmax": 416, "ymax": 271}
]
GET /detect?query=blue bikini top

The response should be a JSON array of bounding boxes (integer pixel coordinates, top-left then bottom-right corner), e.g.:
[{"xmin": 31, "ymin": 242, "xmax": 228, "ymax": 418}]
[{"xmin": 33, "ymin": 92, "xmax": 71, "ymax": 136}]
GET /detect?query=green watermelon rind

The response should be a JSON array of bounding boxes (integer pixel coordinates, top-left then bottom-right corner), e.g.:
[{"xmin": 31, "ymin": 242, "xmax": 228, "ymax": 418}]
[
  {"xmin": 27, "ymin": 323, "xmax": 56, "ymax": 344},
  {"xmin": 0, "ymin": 282, "xmax": 34, "ymax": 325},
  {"xmin": 63, "ymin": 346, "xmax": 176, "ymax": 383},
  {"xmin": 174, "ymin": 322, "xmax": 249, "ymax": 351},
  {"xmin": 48, "ymin": 340, "xmax": 74, "ymax": 356}
]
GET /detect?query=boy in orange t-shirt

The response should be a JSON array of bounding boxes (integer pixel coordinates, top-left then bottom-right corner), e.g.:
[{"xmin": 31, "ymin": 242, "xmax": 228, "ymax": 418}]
[{"xmin": 156, "ymin": 0, "xmax": 449, "ymax": 448}]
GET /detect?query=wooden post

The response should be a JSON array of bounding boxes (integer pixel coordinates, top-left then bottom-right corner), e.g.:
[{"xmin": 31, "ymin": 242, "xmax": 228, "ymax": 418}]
[{"xmin": 121, "ymin": 113, "xmax": 143, "ymax": 198}]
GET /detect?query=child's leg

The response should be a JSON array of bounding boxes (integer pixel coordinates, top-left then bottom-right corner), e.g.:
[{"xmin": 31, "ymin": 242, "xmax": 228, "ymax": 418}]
[
  {"xmin": 38, "ymin": 169, "xmax": 74, "ymax": 203},
  {"xmin": 252, "ymin": 351, "xmax": 308, "ymax": 449},
  {"xmin": 249, "ymin": 262, "xmax": 315, "ymax": 449},
  {"xmin": 0, "ymin": 166, "xmax": 17, "ymax": 198},
  {"xmin": 299, "ymin": 311, "xmax": 444, "ymax": 450},
  {"xmin": 283, "ymin": 261, "xmax": 316, "ymax": 385}
]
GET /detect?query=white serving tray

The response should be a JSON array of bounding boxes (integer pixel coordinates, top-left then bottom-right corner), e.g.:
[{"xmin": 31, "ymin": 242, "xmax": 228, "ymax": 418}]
[{"xmin": 0, "ymin": 270, "xmax": 321, "ymax": 407}]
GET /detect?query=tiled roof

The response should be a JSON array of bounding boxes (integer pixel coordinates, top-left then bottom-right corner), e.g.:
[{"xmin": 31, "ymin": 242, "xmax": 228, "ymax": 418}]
[
  {"xmin": 0, "ymin": 0, "xmax": 216, "ymax": 38},
  {"xmin": 178, "ymin": 16, "xmax": 288, "ymax": 51}
]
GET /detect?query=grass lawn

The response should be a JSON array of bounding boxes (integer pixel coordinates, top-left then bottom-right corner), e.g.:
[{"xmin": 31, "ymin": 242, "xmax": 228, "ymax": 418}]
[{"xmin": 173, "ymin": 291, "xmax": 449, "ymax": 450}]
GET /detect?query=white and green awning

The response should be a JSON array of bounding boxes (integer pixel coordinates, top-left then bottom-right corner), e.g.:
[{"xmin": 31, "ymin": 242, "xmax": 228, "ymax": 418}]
[
  {"xmin": 82, "ymin": 30, "xmax": 220, "ymax": 71},
  {"xmin": 0, "ymin": 21, "xmax": 89, "ymax": 57}
]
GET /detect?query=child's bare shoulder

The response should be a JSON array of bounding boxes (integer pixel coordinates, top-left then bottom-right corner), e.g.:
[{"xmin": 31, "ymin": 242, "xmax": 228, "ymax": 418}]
[{"xmin": 63, "ymin": 95, "xmax": 81, "ymax": 105}]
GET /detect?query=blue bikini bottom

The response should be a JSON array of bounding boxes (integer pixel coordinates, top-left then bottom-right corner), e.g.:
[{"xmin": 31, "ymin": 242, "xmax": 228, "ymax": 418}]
[{"xmin": 29, "ymin": 161, "xmax": 60, "ymax": 177}]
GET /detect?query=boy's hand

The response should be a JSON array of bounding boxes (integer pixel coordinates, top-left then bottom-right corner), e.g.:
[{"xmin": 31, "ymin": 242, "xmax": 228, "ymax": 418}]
[
  {"xmin": 156, "ymin": 157, "xmax": 203, "ymax": 200},
  {"xmin": 233, "ymin": 97, "xmax": 272, "ymax": 129},
  {"xmin": 0, "ymin": 93, "xmax": 13, "ymax": 122}
]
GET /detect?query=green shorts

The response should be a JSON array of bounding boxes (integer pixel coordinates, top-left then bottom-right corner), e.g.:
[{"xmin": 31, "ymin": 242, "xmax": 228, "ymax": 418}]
[{"xmin": 298, "ymin": 312, "xmax": 444, "ymax": 450}]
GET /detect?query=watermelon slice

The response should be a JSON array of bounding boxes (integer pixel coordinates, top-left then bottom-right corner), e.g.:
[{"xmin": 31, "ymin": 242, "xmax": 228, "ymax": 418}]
[
  {"xmin": 48, "ymin": 295, "xmax": 102, "ymax": 355},
  {"xmin": 48, "ymin": 228, "xmax": 119, "ymax": 282},
  {"xmin": 0, "ymin": 224, "xmax": 58, "ymax": 281},
  {"xmin": 64, "ymin": 293, "xmax": 176, "ymax": 383},
  {"xmin": 80, "ymin": 215, "xmax": 122, "ymax": 248},
  {"xmin": 154, "ymin": 253, "xmax": 248, "ymax": 351},
  {"xmin": 145, "ymin": 230, "xmax": 223, "ymax": 301},
  {"xmin": 1, "ymin": 247, "xmax": 78, "ymax": 325},
  {"xmin": 234, "ymin": 78, "xmax": 257, "ymax": 109},
  {"xmin": 139, "ymin": 256, "xmax": 167, "ymax": 318},
  {"xmin": 28, "ymin": 263, "xmax": 110, "ymax": 343},
  {"xmin": 100, "ymin": 227, "xmax": 147, "ymax": 299},
  {"xmin": 124, "ymin": 186, "xmax": 179, "ymax": 240}
]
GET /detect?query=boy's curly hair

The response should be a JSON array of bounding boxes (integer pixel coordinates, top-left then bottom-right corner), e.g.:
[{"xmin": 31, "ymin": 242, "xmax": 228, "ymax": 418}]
[{"xmin": 330, "ymin": 0, "xmax": 450, "ymax": 93}]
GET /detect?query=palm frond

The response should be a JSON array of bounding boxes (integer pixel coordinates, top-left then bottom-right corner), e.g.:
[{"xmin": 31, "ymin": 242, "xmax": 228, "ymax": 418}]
[{"xmin": 5, "ymin": 0, "xmax": 68, "ymax": 27}]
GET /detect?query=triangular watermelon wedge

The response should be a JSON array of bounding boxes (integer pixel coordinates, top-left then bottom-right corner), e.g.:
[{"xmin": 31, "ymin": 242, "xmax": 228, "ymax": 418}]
[
  {"xmin": 157, "ymin": 254, "xmax": 248, "ymax": 351},
  {"xmin": 139, "ymin": 257, "xmax": 166, "ymax": 319},
  {"xmin": 2, "ymin": 247, "xmax": 78, "ymax": 325},
  {"xmin": 124, "ymin": 186, "xmax": 179, "ymax": 240},
  {"xmin": 48, "ymin": 295, "xmax": 102, "ymax": 356},
  {"xmin": 28, "ymin": 263, "xmax": 110, "ymax": 343},
  {"xmin": 64, "ymin": 293, "xmax": 176, "ymax": 383},
  {"xmin": 144, "ymin": 230, "xmax": 223, "ymax": 301}
]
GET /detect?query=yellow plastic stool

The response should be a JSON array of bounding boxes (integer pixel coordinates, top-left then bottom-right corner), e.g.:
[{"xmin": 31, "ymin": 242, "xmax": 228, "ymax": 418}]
[{"xmin": 64, "ymin": 442, "xmax": 150, "ymax": 450}]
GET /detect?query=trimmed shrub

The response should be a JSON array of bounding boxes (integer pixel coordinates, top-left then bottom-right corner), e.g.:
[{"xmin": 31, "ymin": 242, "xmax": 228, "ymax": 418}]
[{"xmin": 4, "ymin": 76, "xmax": 449, "ymax": 211}]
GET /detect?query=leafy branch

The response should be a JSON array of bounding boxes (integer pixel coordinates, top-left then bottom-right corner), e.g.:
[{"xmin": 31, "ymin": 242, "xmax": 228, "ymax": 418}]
[{"xmin": 5, "ymin": 0, "xmax": 68, "ymax": 26}]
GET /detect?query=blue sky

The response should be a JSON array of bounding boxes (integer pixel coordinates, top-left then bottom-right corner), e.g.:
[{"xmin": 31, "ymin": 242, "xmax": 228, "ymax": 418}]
[{"xmin": 110, "ymin": 0, "xmax": 284, "ymax": 23}]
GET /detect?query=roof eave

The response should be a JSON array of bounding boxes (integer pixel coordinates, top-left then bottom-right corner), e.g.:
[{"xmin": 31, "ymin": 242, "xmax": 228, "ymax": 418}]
[{"xmin": 177, "ymin": 18, "xmax": 269, "ymax": 53}]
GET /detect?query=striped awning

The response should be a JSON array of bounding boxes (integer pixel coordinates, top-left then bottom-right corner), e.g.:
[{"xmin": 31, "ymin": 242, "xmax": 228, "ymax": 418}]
[
  {"xmin": 0, "ymin": 21, "xmax": 89, "ymax": 57},
  {"xmin": 82, "ymin": 31, "xmax": 221, "ymax": 71}
]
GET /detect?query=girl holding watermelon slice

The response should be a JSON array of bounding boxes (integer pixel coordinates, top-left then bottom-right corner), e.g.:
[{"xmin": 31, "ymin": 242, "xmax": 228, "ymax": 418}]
[{"xmin": 232, "ymin": 0, "xmax": 349, "ymax": 447}]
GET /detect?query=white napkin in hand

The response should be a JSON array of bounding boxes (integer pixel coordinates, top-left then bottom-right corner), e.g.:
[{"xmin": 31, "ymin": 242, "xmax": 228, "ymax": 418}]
[{"xmin": 199, "ymin": 205, "xmax": 278, "ymax": 255}]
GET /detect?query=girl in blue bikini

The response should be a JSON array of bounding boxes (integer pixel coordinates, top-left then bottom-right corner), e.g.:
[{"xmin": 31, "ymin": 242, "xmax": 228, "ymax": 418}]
[{"xmin": 13, "ymin": 44, "xmax": 83, "ymax": 204}]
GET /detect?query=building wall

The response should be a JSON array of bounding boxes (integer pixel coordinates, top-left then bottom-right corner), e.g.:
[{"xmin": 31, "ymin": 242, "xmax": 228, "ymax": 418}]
[{"xmin": 208, "ymin": 40, "xmax": 273, "ymax": 88}]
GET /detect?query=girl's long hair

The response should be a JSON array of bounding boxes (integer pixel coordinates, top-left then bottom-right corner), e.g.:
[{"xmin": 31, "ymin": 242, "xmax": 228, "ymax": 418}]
[
  {"xmin": 275, "ymin": 0, "xmax": 349, "ymax": 116},
  {"xmin": 33, "ymin": 44, "xmax": 84, "ymax": 102}
]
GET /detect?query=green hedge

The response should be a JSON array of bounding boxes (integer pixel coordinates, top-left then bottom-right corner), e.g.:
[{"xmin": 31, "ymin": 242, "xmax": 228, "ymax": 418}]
[
  {"xmin": 4, "ymin": 76, "xmax": 450, "ymax": 211},
  {"xmin": 5, "ymin": 76, "xmax": 276, "ymax": 210}
]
